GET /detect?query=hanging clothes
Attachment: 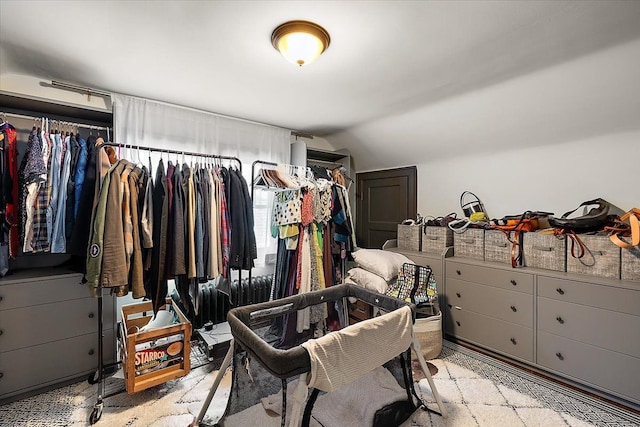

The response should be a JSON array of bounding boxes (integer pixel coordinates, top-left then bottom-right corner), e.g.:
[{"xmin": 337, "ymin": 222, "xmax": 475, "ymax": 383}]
[
  {"xmin": 68, "ymin": 135, "xmax": 98, "ymax": 259},
  {"xmin": 148, "ymin": 159, "xmax": 168, "ymax": 314}
]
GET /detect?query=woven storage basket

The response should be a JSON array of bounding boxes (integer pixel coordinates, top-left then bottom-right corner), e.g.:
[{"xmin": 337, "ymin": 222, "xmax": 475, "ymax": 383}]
[
  {"xmin": 621, "ymin": 246, "xmax": 640, "ymax": 281},
  {"xmin": 484, "ymin": 230, "xmax": 519, "ymax": 265},
  {"xmin": 397, "ymin": 224, "xmax": 422, "ymax": 251},
  {"xmin": 566, "ymin": 234, "xmax": 621, "ymax": 279},
  {"xmin": 453, "ymin": 228, "xmax": 484, "ymax": 260},
  {"xmin": 523, "ymin": 232, "xmax": 566, "ymax": 272},
  {"xmin": 414, "ymin": 311, "xmax": 442, "ymax": 360},
  {"xmin": 422, "ymin": 226, "xmax": 453, "ymax": 254}
]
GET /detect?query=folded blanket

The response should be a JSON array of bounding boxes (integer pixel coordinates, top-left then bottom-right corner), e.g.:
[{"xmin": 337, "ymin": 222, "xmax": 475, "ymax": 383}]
[{"xmin": 301, "ymin": 305, "xmax": 412, "ymax": 392}]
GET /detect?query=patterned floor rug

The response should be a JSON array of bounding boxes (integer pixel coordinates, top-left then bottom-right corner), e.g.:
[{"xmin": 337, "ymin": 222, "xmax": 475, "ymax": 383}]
[{"xmin": 1, "ymin": 340, "xmax": 638, "ymax": 427}]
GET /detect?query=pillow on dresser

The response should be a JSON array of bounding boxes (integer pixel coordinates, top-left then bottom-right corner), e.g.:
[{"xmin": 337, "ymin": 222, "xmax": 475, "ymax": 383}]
[
  {"xmin": 347, "ymin": 268, "xmax": 390, "ymax": 294},
  {"xmin": 352, "ymin": 249, "xmax": 414, "ymax": 282}
]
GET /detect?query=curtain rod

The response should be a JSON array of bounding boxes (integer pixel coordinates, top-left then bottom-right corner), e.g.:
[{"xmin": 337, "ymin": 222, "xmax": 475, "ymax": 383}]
[
  {"xmin": 97, "ymin": 141, "xmax": 242, "ymax": 172},
  {"xmin": 0, "ymin": 111, "xmax": 111, "ymax": 131},
  {"xmin": 51, "ymin": 80, "xmax": 111, "ymax": 98}
]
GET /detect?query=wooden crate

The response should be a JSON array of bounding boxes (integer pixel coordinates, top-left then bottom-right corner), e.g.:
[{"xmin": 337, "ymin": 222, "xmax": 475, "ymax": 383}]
[
  {"xmin": 422, "ymin": 226, "xmax": 453, "ymax": 254},
  {"xmin": 397, "ymin": 224, "xmax": 422, "ymax": 251},
  {"xmin": 566, "ymin": 234, "xmax": 620, "ymax": 279},
  {"xmin": 120, "ymin": 299, "xmax": 192, "ymax": 394},
  {"xmin": 621, "ymin": 246, "xmax": 640, "ymax": 281},
  {"xmin": 484, "ymin": 229, "xmax": 520, "ymax": 265},
  {"xmin": 453, "ymin": 228, "xmax": 484, "ymax": 260},
  {"xmin": 523, "ymin": 232, "xmax": 566, "ymax": 272}
]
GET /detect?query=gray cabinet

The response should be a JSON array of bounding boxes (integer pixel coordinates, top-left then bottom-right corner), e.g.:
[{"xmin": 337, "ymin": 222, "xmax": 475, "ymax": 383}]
[
  {"xmin": 536, "ymin": 274, "xmax": 640, "ymax": 405},
  {"xmin": 445, "ymin": 257, "xmax": 640, "ymax": 408},
  {"xmin": 445, "ymin": 259, "xmax": 535, "ymax": 363},
  {"xmin": 384, "ymin": 245, "xmax": 640, "ymax": 407},
  {"xmin": 0, "ymin": 269, "xmax": 116, "ymax": 402}
]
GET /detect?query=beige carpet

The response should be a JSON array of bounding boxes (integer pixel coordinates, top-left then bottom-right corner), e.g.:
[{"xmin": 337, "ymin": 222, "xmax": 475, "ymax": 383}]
[{"xmin": 2, "ymin": 341, "xmax": 638, "ymax": 426}]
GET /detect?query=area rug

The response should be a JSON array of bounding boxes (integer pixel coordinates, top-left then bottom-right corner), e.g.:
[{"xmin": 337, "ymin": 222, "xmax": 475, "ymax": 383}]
[{"xmin": 1, "ymin": 340, "xmax": 638, "ymax": 427}]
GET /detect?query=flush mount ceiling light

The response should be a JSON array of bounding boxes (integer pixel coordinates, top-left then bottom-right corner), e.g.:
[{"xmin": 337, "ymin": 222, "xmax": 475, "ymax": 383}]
[{"xmin": 271, "ymin": 20, "xmax": 331, "ymax": 67}]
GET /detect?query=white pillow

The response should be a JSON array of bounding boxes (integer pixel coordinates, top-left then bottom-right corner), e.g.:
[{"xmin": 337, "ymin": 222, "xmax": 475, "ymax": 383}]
[
  {"xmin": 352, "ymin": 249, "xmax": 414, "ymax": 281},
  {"xmin": 347, "ymin": 267, "xmax": 389, "ymax": 294}
]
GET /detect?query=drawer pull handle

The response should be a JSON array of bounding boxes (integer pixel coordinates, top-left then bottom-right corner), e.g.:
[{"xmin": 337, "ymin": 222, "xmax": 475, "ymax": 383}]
[
  {"xmin": 556, "ymin": 288, "xmax": 565, "ymax": 295},
  {"xmin": 454, "ymin": 306, "xmax": 462, "ymax": 310},
  {"xmin": 556, "ymin": 352, "xmax": 564, "ymax": 361},
  {"xmin": 510, "ymin": 338, "xmax": 517, "ymax": 345},
  {"xmin": 427, "ymin": 236, "xmax": 439, "ymax": 240},
  {"xmin": 462, "ymin": 239, "xmax": 475, "ymax": 244},
  {"xmin": 456, "ymin": 270, "xmax": 461, "ymax": 275},
  {"xmin": 510, "ymin": 280, "xmax": 517, "ymax": 286},
  {"xmin": 456, "ymin": 292, "xmax": 461, "ymax": 298},
  {"xmin": 456, "ymin": 321, "xmax": 461, "ymax": 327},
  {"xmin": 88, "ymin": 349, "xmax": 95, "ymax": 356},
  {"xmin": 533, "ymin": 245, "xmax": 553, "ymax": 252},
  {"xmin": 511, "ymin": 305, "xmax": 517, "ymax": 312},
  {"xmin": 88, "ymin": 312, "xmax": 95, "ymax": 319},
  {"xmin": 556, "ymin": 316, "xmax": 565, "ymax": 324}
]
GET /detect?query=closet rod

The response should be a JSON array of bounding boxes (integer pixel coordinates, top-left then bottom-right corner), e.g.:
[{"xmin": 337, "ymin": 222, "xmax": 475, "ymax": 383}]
[
  {"xmin": 0, "ymin": 111, "xmax": 111, "ymax": 131},
  {"xmin": 98, "ymin": 141, "xmax": 242, "ymax": 172}
]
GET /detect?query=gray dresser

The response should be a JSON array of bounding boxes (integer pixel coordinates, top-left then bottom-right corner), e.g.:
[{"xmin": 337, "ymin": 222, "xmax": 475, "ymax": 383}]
[
  {"xmin": 385, "ymin": 244, "xmax": 640, "ymax": 409},
  {"xmin": 0, "ymin": 269, "xmax": 116, "ymax": 402}
]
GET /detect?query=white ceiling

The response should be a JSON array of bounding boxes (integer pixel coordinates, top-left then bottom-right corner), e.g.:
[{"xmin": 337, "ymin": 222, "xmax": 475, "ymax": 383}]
[{"xmin": 1, "ymin": 1, "xmax": 640, "ymax": 170}]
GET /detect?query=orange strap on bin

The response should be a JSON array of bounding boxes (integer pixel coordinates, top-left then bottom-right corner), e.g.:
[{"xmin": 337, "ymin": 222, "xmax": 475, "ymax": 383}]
[{"xmin": 608, "ymin": 208, "xmax": 640, "ymax": 249}]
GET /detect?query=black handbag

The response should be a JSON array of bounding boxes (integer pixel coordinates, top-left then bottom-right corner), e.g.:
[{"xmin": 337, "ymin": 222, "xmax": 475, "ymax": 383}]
[{"xmin": 548, "ymin": 198, "xmax": 610, "ymax": 232}]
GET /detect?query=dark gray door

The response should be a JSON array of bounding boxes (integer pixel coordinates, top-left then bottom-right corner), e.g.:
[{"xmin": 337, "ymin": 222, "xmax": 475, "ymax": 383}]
[{"xmin": 356, "ymin": 167, "xmax": 417, "ymax": 249}]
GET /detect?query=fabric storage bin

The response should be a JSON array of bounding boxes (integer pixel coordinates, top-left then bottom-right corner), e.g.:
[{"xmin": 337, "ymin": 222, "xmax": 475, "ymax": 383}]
[
  {"xmin": 453, "ymin": 228, "xmax": 484, "ymax": 260},
  {"xmin": 422, "ymin": 226, "xmax": 453, "ymax": 254},
  {"xmin": 484, "ymin": 229, "xmax": 520, "ymax": 265},
  {"xmin": 566, "ymin": 234, "xmax": 621, "ymax": 279},
  {"xmin": 621, "ymin": 246, "xmax": 640, "ymax": 281},
  {"xmin": 523, "ymin": 231, "xmax": 566, "ymax": 272},
  {"xmin": 397, "ymin": 224, "xmax": 422, "ymax": 251}
]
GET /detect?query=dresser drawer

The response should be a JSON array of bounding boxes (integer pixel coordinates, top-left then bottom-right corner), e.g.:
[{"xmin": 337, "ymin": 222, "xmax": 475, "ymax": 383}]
[
  {"xmin": 0, "ymin": 329, "xmax": 114, "ymax": 400},
  {"xmin": 446, "ymin": 279, "xmax": 533, "ymax": 327},
  {"xmin": 446, "ymin": 308, "xmax": 533, "ymax": 362},
  {"xmin": 0, "ymin": 298, "xmax": 114, "ymax": 352},
  {"xmin": 0, "ymin": 274, "xmax": 86, "ymax": 310},
  {"xmin": 446, "ymin": 260, "xmax": 533, "ymax": 294},
  {"xmin": 537, "ymin": 331, "xmax": 640, "ymax": 404},
  {"xmin": 538, "ymin": 297, "xmax": 640, "ymax": 358},
  {"xmin": 538, "ymin": 276, "xmax": 640, "ymax": 316}
]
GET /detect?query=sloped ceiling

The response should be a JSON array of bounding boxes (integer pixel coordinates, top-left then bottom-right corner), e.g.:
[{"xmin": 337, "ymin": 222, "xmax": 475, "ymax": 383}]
[{"xmin": 1, "ymin": 1, "xmax": 640, "ymax": 170}]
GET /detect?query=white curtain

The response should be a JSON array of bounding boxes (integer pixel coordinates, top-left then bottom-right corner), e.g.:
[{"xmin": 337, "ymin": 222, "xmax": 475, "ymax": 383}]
[{"xmin": 113, "ymin": 93, "xmax": 290, "ymax": 268}]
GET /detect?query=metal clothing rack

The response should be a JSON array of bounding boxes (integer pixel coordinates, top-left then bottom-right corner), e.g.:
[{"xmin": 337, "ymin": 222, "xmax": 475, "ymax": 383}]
[
  {"xmin": 0, "ymin": 111, "xmax": 112, "ymax": 133},
  {"xmin": 89, "ymin": 141, "xmax": 242, "ymax": 424},
  {"xmin": 249, "ymin": 160, "xmax": 315, "ymax": 303},
  {"xmin": 249, "ymin": 159, "xmax": 349, "ymax": 302}
]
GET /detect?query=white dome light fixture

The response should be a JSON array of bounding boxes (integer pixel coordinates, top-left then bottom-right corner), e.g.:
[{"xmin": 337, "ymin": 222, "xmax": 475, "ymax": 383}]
[{"xmin": 271, "ymin": 20, "xmax": 331, "ymax": 67}]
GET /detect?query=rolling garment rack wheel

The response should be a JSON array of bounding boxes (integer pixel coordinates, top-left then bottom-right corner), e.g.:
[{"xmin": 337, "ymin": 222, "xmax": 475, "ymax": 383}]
[{"xmin": 89, "ymin": 399, "xmax": 103, "ymax": 424}]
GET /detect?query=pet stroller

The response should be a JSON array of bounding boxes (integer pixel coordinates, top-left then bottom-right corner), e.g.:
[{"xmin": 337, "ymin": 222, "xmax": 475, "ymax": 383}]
[{"xmin": 193, "ymin": 283, "xmax": 445, "ymax": 426}]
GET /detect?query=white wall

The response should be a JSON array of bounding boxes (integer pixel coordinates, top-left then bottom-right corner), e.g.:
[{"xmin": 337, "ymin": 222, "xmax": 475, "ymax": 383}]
[{"xmin": 415, "ymin": 130, "xmax": 639, "ymax": 220}]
